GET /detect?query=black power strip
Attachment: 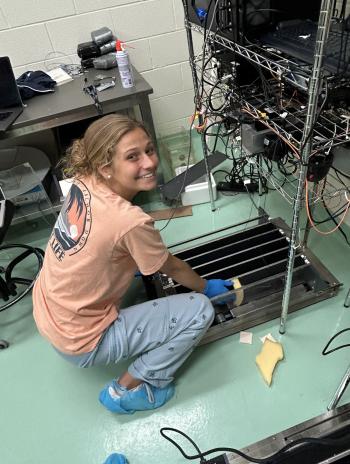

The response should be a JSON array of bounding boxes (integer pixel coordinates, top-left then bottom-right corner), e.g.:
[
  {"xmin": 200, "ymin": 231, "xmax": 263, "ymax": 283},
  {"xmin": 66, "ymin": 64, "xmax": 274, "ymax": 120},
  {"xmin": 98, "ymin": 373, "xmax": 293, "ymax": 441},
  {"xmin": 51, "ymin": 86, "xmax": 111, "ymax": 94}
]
[{"xmin": 217, "ymin": 181, "xmax": 259, "ymax": 192}]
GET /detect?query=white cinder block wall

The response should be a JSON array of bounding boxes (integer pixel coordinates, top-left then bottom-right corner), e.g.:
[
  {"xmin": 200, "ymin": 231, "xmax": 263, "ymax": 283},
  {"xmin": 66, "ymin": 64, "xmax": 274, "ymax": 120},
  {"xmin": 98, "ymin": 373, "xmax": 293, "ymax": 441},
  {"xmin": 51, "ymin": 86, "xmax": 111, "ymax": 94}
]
[{"xmin": 0, "ymin": 0, "xmax": 200, "ymax": 137}]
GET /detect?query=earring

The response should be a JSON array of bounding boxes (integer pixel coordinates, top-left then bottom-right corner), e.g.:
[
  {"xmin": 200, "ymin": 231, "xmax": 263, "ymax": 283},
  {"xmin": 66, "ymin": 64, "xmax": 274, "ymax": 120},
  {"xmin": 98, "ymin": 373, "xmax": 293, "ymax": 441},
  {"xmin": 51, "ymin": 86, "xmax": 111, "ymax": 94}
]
[{"xmin": 107, "ymin": 175, "xmax": 111, "ymax": 179}]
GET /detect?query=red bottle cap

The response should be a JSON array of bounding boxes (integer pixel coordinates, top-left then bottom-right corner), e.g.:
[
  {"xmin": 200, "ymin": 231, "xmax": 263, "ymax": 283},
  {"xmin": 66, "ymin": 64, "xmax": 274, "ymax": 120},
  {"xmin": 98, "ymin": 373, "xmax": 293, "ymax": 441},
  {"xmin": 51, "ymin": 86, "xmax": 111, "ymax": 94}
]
[{"xmin": 116, "ymin": 40, "xmax": 125, "ymax": 51}]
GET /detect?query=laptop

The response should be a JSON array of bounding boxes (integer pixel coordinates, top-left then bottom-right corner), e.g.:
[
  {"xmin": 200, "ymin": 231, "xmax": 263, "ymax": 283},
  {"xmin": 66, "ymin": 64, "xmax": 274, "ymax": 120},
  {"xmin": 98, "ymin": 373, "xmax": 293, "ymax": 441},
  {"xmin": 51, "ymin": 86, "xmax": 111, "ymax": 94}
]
[{"xmin": 0, "ymin": 56, "xmax": 24, "ymax": 132}]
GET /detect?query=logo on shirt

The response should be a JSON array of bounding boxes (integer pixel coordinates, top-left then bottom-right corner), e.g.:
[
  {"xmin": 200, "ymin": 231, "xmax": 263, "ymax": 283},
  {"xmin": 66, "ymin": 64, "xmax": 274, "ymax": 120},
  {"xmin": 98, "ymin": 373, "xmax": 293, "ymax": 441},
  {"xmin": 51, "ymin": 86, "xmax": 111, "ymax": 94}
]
[{"xmin": 50, "ymin": 180, "xmax": 92, "ymax": 261}]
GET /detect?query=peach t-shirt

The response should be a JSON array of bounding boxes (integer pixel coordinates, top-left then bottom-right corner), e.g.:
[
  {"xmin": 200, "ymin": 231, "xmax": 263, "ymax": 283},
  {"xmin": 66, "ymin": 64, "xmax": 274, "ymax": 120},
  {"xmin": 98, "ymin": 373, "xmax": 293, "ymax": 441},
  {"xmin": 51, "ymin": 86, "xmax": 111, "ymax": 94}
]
[{"xmin": 32, "ymin": 176, "xmax": 169, "ymax": 354}]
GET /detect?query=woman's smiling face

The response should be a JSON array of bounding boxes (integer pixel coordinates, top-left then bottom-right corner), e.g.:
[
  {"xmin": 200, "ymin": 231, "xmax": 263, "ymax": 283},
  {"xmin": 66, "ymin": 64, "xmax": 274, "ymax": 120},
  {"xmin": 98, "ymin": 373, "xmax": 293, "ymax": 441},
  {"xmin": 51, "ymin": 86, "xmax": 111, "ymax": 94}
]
[{"xmin": 104, "ymin": 127, "xmax": 159, "ymax": 200}]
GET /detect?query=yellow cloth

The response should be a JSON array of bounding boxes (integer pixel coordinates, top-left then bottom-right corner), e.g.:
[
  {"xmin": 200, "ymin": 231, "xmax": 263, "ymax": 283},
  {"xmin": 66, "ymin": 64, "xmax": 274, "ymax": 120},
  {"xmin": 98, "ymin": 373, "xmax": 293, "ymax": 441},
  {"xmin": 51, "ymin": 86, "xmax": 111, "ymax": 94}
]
[
  {"xmin": 231, "ymin": 277, "xmax": 244, "ymax": 306},
  {"xmin": 256, "ymin": 339, "xmax": 284, "ymax": 386}
]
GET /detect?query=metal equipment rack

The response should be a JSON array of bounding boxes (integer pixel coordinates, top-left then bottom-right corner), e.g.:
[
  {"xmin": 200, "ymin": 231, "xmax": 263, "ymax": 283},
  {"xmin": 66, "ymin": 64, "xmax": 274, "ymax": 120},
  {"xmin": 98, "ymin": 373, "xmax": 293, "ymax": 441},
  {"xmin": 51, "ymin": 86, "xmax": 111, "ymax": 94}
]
[{"xmin": 180, "ymin": 0, "xmax": 347, "ymax": 335}]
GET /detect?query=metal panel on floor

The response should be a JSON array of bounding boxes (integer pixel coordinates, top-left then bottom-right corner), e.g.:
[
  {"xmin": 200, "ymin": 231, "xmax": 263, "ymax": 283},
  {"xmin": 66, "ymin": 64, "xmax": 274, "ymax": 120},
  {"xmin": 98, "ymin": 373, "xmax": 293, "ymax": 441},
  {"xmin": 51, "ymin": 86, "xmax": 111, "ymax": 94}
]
[
  {"xmin": 142, "ymin": 213, "xmax": 341, "ymax": 345},
  {"xmin": 228, "ymin": 402, "xmax": 350, "ymax": 463}
]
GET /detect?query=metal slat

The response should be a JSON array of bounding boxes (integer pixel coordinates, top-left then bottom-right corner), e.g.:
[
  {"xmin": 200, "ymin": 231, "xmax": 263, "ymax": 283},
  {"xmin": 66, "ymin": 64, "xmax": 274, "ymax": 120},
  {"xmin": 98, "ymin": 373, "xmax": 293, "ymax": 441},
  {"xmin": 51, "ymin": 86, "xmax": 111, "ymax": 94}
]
[
  {"xmin": 235, "ymin": 254, "xmax": 306, "ymax": 285},
  {"xmin": 167, "ymin": 213, "xmax": 267, "ymax": 250},
  {"xmin": 174, "ymin": 221, "xmax": 275, "ymax": 260},
  {"xmin": 174, "ymin": 250, "xmax": 305, "ymax": 293},
  {"xmin": 191, "ymin": 237, "xmax": 289, "ymax": 275},
  {"xmin": 182, "ymin": 228, "xmax": 284, "ymax": 267},
  {"xmin": 200, "ymin": 247, "xmax": 291, "ymax": 279}
]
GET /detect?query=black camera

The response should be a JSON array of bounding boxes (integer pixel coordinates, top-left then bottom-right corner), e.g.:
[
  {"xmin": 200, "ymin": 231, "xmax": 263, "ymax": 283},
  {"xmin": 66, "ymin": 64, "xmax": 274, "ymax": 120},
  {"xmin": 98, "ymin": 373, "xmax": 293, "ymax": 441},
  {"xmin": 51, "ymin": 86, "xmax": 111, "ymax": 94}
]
[{"xmin": 77, "ymin": 41, "xmax": 101, "ymax": 60}]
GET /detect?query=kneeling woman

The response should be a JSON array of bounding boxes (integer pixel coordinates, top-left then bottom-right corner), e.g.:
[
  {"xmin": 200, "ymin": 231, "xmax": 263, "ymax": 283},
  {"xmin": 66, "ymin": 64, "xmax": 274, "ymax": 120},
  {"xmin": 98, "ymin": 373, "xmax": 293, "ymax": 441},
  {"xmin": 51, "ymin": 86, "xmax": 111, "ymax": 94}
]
[{"xmin": 33, "ymin": 114, "xmax": 232, "ymax": 414}]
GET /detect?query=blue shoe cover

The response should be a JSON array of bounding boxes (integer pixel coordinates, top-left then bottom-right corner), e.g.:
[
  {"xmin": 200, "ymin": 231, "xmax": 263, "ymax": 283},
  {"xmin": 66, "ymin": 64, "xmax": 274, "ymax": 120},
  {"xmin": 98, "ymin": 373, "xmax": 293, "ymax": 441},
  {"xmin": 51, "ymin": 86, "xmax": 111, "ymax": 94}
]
[
  {"xmin": 99, "ymin": 381, "xmax": 131, "ymax": 414},
  {"xmin": 99, "ymin": 379, "xmax": 175, "ymax": 414},
  {"xmin": 103, "ymin": 453, "xmax": 128, "ymax": 464}
]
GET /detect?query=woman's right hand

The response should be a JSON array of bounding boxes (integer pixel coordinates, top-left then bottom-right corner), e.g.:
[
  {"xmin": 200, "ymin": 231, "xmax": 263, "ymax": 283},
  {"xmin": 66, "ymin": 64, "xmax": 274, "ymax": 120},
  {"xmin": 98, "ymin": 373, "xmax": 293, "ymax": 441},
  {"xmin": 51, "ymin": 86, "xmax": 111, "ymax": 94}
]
[{"xmin": 203, "ymin": 279, "xmax": 235, "ymax": 304}]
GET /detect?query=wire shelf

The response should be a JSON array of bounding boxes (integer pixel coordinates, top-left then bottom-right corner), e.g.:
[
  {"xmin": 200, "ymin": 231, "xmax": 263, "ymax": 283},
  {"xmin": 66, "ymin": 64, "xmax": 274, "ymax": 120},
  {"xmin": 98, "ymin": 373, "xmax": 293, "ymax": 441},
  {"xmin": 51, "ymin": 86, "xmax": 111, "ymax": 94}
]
[
  {"xmin": 188, "ymin": 22, "xmax": 350, "ymax": 150},
  {"xmin": 187, "ymin": 12, "xmax": 350, "ymax": 210},
  {"xmin": 187, "ymin": 22, "xmax": 312, "ymax": 91},
  {"xmin": 241, "ymin": 93, "xmax": 350, "ymax": 153}
]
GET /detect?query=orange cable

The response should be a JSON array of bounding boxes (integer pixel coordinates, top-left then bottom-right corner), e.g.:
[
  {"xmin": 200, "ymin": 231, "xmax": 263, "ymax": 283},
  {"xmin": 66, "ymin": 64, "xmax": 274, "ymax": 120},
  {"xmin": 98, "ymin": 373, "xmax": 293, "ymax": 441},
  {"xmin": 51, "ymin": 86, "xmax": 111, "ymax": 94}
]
[
  {"xmin": 240, "ymin": 108, "xmax": 350, "ymax": 235},
  {"xmin": 189, "ymin": 112, "xmax": 207, "ymax": 131},
  {"xmin": 305, "ymin": 179, "xmax": 350, "ymax": 235}
]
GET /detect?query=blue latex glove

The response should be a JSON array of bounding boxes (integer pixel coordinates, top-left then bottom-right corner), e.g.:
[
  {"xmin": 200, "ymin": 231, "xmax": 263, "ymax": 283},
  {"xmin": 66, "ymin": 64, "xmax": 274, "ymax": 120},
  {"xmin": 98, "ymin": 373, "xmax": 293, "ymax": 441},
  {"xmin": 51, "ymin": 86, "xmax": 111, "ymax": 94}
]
[
  {"xmin": 103, "ymin": 453, "xmax": 128, "ymax": 464},
  {"xmin": 204, "ymin": 279, "xmax": 235, "ymax": 304}
]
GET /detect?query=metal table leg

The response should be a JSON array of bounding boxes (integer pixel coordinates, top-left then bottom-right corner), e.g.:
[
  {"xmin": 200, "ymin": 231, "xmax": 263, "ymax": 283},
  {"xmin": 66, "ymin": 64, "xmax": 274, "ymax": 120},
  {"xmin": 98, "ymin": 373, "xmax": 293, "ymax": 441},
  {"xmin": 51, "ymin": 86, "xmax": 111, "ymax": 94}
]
[
  {"xmin": 137, "ymin": 94, "xmax": 164, "ymax": 184},
  {"xmin": 138, "ymin": 94, "xmax": 158, "ymax": 151},
  {"xmin": 328, "ymin": 364, "xmax": 350, "ymax": 410}
]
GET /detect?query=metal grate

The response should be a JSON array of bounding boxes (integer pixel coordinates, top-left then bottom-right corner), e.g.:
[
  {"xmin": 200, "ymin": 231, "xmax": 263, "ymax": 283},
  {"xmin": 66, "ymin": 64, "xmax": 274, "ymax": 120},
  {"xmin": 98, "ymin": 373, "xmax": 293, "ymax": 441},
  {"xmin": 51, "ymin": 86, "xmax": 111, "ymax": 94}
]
[{"xmin": 142, "ymin": 214, "xmax": 340, "ymax": 344}]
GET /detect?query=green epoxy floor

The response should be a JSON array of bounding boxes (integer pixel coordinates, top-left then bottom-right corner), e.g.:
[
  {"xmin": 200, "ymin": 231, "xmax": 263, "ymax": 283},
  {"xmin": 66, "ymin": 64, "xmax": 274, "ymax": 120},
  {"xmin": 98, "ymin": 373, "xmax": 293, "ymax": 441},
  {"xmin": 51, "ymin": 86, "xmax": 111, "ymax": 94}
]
[{"xmin": 1, "ymin": 185, "xmax": 350, "ymax": 464}]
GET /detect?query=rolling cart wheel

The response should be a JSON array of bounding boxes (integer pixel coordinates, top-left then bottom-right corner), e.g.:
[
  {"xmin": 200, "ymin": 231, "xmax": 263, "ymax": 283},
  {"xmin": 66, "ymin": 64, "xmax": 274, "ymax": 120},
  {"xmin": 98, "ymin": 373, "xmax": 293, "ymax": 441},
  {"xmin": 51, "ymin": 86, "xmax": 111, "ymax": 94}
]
[{"xmin": 0, "ymin": 339, "xmax": 9, "ymax": 349}]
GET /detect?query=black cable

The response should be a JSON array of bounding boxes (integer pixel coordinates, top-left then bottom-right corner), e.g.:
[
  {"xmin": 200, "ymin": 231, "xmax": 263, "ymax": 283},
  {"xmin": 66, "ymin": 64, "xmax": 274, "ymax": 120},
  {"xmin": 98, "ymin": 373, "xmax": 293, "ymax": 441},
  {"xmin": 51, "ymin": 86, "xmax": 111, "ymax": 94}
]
[
  {"xmin": 314, "ymin": 200, "xmax": 350, "ymax": 225},
  {"xmin": 322, "ymin": 328, "xmax": 350, "ymax": 355},
  {"xmin": 201, "ymin": 52, "xmax": 217, "ymax": 87},
  {"xmin": 314, "ymin": 202, "xmax": 349, "ymax": 223},
  {"xmin": 339, "ymin": 0, "xmax": 347, "ymax": 22},
  {"xmin": 198, "ymin": 0, "xmax": 217, "ymax": 103},
  {"xmin": 159, "ymin": 2, "xmax": 216, "ymax": 232},
  {"xmin": 211, "ymin": 121, "xmax": 223, "ymax": 153},
  {"xmin": 161, "ymin": 427, "xmax": 205, "ymax": 462},
  {"xmin": 321, "ymin": 195, "xmax": 350, "ymax": 247},
  {"xmin": 158, "ymin": 50, "xmax": 229, "ymax": 232},
  {"xmin": 333, "ymin": 169, "xmax": 350, "ymax": 187},
  {"xmin": 207, "ymin": 78, "xmax": 228, "ymax": 112},
  {"xmin": 160, "ymin": 426, "xmax": 350, "ymax": 464},
  {"xmin": 304, "ymin": 175, "xmax": 350, "ymax": 246},
  {"xmin": 244, "ymin": 183, "xmax": 259, "ymax": 211},
  {"xmin": 203, "ymin": 118, "xmax": 225, "ymax": 138},
  {"xmin": 213, "ymin": 169, "xmax": 230, "ymax": 176},
  {"xmin": 83, "ymin": 78, "xmax": 103, "ymax": 115},
  {"xmin": 203, "ymin": 116, "xmax": 233, "ymax": 154},
  {"xmin": 158, "ymin": 119, "xmax": 195, "ymax": 233},
  {"xmin": 332, "ymin": 166, "xmax": 350, "ymax": 181}
]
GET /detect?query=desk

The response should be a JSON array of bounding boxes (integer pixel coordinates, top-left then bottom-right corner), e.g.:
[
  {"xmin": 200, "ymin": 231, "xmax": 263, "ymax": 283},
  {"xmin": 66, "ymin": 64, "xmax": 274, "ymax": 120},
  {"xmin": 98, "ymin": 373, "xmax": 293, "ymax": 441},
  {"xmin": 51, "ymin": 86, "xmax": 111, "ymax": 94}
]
[{"xmin": 0, "ymin": 66, "xmax": 157, "ymax": 147}]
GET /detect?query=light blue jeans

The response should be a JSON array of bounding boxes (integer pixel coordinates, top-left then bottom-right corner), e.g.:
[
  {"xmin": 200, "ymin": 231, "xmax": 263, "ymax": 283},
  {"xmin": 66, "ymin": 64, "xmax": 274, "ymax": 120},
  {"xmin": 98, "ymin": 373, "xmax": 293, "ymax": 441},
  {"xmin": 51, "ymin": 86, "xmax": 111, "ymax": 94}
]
[{"xmin": 55, "ymin": 293, "xmax": 214, "ymax": 388}]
